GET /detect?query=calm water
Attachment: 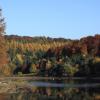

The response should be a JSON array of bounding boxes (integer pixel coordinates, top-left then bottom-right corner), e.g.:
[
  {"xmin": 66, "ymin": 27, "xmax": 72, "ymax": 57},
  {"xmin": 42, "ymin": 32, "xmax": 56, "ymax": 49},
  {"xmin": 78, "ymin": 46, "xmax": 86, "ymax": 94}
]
[{"xmin": 0, "ymin": 77, "xmax": 100, "ymax": 100}]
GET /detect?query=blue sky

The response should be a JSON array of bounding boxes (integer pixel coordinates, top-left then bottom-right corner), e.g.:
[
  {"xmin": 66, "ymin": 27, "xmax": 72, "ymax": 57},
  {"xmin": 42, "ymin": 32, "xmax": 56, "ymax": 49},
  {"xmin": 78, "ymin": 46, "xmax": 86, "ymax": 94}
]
[{"xmin": 0, "ymin": 0, "xmax": 100, "ymax": 39}]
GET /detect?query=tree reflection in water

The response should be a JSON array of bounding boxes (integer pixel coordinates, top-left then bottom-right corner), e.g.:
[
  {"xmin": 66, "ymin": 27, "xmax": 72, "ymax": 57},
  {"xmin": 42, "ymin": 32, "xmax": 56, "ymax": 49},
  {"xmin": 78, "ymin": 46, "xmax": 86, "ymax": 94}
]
[{"xmin": 0, "ymin": 79, "xmax": 100, "ymax": 100}]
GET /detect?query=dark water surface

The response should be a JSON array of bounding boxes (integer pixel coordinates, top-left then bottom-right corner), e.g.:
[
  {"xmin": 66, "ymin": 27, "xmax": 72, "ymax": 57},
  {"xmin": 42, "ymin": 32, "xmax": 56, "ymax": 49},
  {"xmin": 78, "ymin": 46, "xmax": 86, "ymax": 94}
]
[{"xmin": 0, "ymin": 77, "xmax": 100, "ymax": 100}]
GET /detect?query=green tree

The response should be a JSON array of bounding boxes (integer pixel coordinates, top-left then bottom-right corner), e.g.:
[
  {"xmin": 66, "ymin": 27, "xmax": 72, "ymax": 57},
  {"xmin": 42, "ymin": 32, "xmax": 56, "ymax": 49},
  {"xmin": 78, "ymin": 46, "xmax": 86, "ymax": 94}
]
[{"xmin": 64, "ymin": 63, "xmax": 79, "ymax": 77}]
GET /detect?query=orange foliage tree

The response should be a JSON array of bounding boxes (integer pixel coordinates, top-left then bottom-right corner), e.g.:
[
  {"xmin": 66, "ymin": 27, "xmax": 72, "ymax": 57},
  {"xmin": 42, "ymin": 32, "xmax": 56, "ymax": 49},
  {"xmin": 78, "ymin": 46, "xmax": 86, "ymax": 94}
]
[{"xmin": 0, "ymin": 8, "xmax": 8, "ymax": 70}]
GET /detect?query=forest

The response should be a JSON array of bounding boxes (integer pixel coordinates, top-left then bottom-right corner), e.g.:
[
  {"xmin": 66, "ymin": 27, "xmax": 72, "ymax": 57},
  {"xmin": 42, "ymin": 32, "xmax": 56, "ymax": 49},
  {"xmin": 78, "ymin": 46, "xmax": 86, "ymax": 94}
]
[{"xmin": 0, "ymin": 34, "xmax": 100, "ymax": 77}]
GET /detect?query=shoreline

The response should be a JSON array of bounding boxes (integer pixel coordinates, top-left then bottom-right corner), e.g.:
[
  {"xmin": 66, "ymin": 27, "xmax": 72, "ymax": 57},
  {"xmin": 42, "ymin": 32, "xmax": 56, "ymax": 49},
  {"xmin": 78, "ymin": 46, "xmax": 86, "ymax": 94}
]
[{"xmin": 0, "ymin": 76, "xmax": 100, "ymax": 80}]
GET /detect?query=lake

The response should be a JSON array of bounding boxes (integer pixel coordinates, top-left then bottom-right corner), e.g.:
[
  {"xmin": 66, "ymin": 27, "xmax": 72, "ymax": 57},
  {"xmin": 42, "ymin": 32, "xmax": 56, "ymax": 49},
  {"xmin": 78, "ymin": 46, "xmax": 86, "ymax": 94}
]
[{"xmin": 0, "ymin": 77, "xmax": 100, "ymax": 100}]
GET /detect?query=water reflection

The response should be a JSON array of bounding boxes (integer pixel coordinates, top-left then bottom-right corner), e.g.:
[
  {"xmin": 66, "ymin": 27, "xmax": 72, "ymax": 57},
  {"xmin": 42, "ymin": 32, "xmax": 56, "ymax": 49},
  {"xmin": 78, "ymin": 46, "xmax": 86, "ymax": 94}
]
[{"xmin": 0, "ymin": 78, "xmax": 100, "ymax": 100}]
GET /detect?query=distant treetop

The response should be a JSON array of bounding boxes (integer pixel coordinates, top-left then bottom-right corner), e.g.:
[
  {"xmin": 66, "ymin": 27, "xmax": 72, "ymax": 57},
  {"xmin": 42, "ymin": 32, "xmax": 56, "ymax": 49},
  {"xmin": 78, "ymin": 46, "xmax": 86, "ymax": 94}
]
[{"xmin": 0, "ymin": 8, "xmax": 5, "ymax": 35}]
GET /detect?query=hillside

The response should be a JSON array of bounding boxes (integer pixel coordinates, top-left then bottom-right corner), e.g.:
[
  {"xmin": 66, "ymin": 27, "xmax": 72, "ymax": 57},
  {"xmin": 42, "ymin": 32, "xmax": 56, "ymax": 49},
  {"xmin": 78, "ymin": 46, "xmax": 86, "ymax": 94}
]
[{"xmin": 1, "ymin": 34, "xmax": 100, "ymax": 77}]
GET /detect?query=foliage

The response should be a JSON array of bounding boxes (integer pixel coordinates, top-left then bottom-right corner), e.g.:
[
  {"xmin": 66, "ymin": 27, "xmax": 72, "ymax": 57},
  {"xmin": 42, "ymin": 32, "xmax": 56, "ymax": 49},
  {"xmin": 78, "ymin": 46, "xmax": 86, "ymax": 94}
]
[
  {"xmin": 0, "ymin": 8, "xmax": 8, "ymax": 75},
  {"xmin": 64, "ymin": 63, "xmax": 79, "ymax": 76},
  {"xmin": 5, "ymin": 34, "xmax": 100, "ymax": 77}
]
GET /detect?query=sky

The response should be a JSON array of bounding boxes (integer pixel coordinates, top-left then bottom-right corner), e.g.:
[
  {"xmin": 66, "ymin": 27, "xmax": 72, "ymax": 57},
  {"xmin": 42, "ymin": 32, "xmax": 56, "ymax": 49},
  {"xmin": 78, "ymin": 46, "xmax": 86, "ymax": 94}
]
[{"xmin": 0, "ymin": 0, "xmax": 100, "ymax": 39}]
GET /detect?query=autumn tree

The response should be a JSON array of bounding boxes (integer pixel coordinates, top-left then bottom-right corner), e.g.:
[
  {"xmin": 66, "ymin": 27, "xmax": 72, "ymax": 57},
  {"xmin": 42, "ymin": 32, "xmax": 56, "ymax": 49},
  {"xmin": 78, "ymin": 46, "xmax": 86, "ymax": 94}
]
[{"xmin": 0, "ymin": 8, "xmax": 8, "ymax": 72}]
